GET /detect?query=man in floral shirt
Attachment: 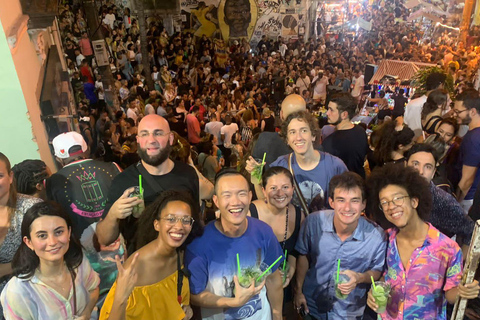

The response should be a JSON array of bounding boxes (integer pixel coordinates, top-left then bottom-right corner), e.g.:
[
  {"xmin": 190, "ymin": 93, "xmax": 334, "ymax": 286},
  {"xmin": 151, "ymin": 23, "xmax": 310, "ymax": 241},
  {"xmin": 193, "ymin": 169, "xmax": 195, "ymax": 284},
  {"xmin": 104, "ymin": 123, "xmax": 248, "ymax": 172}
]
[{"xmin": 366, "ymin": 164, "xmax": 479, "ymax": 319}]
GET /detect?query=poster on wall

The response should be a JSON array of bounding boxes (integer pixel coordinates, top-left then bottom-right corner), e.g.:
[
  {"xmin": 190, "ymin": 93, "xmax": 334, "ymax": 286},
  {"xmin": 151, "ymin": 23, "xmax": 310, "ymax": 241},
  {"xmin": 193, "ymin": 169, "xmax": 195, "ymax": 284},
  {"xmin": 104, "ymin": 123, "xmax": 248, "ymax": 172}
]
[
  {"xmin": 218, "ymin": 0, "xmax": 258, "ymax": 43},
  {"xmin": 281, "ymin": 14, "xmax": 299, "ymax": 38},
  {"xmin": 257, "ymin": 0, "xmax": 281, "ymax": 15},
  {"xmin": 251, "ymin": 13, "xmax": 282, "ymax": 48},
  {"xmin": 181, "ymin": 1, "xmax": 221, "ymax": 38}
]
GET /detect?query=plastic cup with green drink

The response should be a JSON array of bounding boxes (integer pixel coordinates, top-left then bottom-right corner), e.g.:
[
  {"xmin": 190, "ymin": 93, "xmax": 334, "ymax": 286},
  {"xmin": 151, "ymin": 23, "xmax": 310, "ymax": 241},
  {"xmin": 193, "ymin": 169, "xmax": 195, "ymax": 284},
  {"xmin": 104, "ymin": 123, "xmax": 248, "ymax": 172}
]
[
  {"xmin": 128, "ymin": 186, "xmax": 144, "ymax": 218},
  {"xmin": 372, "ymin": 281, "xmax": 390, "ymax": 313},
  {"xmin": 334, "ymin": 272, "xmax": 350, "ymax": 300},
  {"xmin": 238, "ymin": 262, "xmax": 271, "ymax": 288},
  {"xmin": 250, "ymin": 158, "xmax": 266, "ymax": 185}
]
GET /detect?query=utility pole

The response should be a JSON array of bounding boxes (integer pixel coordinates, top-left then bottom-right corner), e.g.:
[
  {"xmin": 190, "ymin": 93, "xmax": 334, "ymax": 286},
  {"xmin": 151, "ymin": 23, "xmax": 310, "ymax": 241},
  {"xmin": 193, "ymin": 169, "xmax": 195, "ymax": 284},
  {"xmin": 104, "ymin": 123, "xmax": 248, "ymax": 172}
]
[
  {"xmin": 460, "ymin": 0, "xmax": 475, "ymax": 43},
  {"xmin": 136, "ymin": 0, "xmax": 155, "ymax": 91},
  {"xmin": 82, "ymin": 0, "xmax": 119, "ymax": 117}
]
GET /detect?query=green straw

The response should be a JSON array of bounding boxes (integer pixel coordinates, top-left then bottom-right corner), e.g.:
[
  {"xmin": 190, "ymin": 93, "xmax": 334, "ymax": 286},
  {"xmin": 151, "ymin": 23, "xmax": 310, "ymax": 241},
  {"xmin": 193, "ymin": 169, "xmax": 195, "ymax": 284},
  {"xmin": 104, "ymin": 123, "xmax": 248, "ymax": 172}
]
[
  {"xmin": 336, "ymin": 259, "xmax": 341, "ymax": 284},
  {"xmin": 262, "ymin": 152, "xmax": 266, "ymax": 165},
  {"xmin": 371, "ymin": 276, "xmax": 376, "ymax": 291},
  {"xmin": 236, "ymin": 254, "xmax": 241, "ymax": 278},
  {"xmin": 256, "ymin": 255, "xmax": 283, "ymax": 282},
  {"xmin": 139, "ymin": 175, "xmax": 143, "ymax": 195},
  {"xmin": 259, "ymin": 153, "xmax": 267, "ymax": 178},
  {"xmin": 282, "ymin": 250, "xmax": 287, "ymax": 270}
]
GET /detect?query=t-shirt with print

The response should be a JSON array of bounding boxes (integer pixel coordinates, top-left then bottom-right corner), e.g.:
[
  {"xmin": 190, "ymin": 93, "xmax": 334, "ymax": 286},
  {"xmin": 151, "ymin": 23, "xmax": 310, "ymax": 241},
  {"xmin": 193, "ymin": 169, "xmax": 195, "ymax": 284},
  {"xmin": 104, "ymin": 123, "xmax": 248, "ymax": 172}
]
[
  {"xmin": 185, "ymin": 217, "xmax": 284, "ymax": 320},
  {"xmin": 46, "ymin": 159, "xmax": 124, "ymax": 297},
  {"xmin": 271, "ymin": 152, "xmax": 348, "ymax": 210}
]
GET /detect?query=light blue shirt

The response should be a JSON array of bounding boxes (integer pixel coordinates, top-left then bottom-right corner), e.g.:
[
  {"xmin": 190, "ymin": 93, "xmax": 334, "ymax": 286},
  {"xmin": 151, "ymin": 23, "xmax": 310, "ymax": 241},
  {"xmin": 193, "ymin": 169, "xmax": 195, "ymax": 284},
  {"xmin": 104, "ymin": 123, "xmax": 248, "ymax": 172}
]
[{"xmin": 295, "ymin": 210, "xmax": 387, "ymax": 319}]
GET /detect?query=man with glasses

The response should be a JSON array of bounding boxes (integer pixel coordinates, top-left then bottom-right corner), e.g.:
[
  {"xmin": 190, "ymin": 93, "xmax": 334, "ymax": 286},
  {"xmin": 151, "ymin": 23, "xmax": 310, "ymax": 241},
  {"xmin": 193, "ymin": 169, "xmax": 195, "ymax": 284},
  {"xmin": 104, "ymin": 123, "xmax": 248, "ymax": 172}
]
[
  {"xmin": 97, "ymin": 115, "xmax": 204, "ymax": 253},
  {"xmin": 366, "ymin": 164, "xmax": 479, "ymax": 319},
  {"xmin": 185, "ymin": 169, "xmax": 284, "ymax": 320},
  {"xmin": 452, "ymin": 89, "xmax": 480, "ymax": 213}
]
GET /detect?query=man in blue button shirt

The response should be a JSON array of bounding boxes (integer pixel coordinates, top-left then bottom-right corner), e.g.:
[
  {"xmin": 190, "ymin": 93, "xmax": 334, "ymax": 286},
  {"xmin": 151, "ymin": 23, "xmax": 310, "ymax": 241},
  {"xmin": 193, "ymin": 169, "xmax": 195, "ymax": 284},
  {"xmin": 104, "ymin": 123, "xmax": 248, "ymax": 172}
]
[{"xmin": 294, "ymin": 172, "xmax": 387, "ymax": 319}]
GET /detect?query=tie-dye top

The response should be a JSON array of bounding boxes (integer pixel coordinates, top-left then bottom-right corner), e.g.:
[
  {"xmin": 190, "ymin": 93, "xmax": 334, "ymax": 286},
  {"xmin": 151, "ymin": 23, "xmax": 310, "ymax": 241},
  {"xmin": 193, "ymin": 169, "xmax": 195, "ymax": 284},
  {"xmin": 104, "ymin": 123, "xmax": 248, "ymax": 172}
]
[
  {"xmin": 382, "ymin": 223, "xmax": 462, "ymax": 320},
  {"xmin": 0, "ymin": 256, "xmax": 99, "ymax": 320}
]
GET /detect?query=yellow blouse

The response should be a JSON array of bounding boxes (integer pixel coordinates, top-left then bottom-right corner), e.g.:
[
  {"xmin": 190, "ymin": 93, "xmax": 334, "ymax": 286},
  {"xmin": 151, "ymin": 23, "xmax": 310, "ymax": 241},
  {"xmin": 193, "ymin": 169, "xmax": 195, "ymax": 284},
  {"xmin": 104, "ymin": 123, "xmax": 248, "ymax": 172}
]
[{"xmin": 99, "ymin": 270, "xmax": 190, "ymax": 320}]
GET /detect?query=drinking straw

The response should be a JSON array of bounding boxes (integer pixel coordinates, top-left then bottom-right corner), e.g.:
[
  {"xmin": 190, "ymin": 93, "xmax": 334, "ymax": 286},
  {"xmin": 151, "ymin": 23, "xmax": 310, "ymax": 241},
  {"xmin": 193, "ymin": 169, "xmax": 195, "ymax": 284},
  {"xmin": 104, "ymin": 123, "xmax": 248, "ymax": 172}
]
[
  {"xmin": 282, "ymin": 250, "xmax": 287, "ymax": 270},
  {"xmin": 139, "ymin": 175, "xmax": 143, "ymax": 195},
  {"xmin": 256, "ymin": 255, "xmax": 283, "ymax": 282},
  {"xmin": 260, "ymin": 153, "xmax": 267, "ymax": 177},
  {"xmin": 262, "ymin": 152, "xmax": 267, "ymax": 165},
  {"xmin": 371, "ymin": 276, "xmax": 377, "ymax": 291},
  {"xmin": 336, "ymin": 259, "xmax": 341, "ymax": 284},
  {"xmin": 236, "ymin": 253, "xmax": 241, "ymax": 278}
]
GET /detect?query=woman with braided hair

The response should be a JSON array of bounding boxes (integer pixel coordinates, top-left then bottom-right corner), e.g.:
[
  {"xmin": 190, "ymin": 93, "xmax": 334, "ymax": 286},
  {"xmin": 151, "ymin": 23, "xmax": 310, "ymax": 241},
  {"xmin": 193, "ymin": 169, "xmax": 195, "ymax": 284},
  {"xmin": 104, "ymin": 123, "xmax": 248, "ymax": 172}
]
[{"xmin": 11, "ymin": 160, "xmax": 51, "ymax": 200}]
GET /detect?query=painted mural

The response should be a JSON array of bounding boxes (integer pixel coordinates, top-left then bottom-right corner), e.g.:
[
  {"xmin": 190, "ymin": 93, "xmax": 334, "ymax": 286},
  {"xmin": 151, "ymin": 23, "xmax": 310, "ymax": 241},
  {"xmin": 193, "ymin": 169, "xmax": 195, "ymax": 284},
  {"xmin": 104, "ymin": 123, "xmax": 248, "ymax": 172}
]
[{"xmin": 180, "ymin": 0, "xmax": 306, "ymax": 46}]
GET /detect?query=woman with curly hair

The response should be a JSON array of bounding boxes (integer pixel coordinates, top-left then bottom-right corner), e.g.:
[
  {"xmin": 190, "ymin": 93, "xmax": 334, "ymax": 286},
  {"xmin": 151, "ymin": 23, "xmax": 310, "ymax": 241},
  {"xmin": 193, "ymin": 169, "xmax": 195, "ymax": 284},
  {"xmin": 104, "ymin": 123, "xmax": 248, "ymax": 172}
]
[
  {"xmin": 99, "ymin": 191, "xmax": 202, "ymax": 320},
  {"xmin": 373, "ymin": 120, "xmax": 415, "ymax": 167}
]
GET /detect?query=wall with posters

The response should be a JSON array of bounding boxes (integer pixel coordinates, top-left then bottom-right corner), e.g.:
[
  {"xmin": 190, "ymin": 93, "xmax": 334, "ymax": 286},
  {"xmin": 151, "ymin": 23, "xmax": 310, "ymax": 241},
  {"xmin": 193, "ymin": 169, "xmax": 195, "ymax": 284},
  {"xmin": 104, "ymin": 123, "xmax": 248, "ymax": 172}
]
[{"xmin": 179, "ymin": 0, "xmax": 309, "ymax": 48}]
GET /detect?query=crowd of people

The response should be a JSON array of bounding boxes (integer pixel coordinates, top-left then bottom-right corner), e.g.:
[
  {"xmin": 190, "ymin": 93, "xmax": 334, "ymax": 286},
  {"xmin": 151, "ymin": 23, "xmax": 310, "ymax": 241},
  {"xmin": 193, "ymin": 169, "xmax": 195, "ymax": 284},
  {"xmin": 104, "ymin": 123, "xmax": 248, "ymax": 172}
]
[{"xmin": 2, "ymin": 0, "xmax": 480, "ymax": 319}]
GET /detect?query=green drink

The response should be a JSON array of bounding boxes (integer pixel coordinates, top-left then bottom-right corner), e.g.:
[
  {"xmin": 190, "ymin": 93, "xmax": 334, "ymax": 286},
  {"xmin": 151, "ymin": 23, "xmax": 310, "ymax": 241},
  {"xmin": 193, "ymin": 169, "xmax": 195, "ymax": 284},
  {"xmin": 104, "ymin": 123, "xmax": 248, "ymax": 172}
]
[
  {"xmin": 372, "ymin": 281, "xmax": 390, "ymax": 313},
  {"xmin": 280, "ymin": 261, "xmax": 290, "ymax": 285},
  {"xmin": 238, "ymin": 263, "xmax": 271, "ymax": 288},
  {"xmin": 334, "ymin": 272, "xmax": 350, "ymax": 300},
  {"xmin": 250, "ymin": 158, "xmax": 265, "ymax": 185},
  {"xmin": 128, "ymin": 186, "xmax": 144, "ymax": 218}
]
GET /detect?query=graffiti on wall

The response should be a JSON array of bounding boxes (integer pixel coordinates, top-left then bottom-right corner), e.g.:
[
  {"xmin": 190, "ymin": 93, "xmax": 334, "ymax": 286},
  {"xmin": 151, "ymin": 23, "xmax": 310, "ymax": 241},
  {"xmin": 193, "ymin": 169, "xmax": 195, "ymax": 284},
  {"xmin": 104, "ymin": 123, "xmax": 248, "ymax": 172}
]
[{"xmin": 180, "ymin": 0, "xmax": 304, "ymax": 44}]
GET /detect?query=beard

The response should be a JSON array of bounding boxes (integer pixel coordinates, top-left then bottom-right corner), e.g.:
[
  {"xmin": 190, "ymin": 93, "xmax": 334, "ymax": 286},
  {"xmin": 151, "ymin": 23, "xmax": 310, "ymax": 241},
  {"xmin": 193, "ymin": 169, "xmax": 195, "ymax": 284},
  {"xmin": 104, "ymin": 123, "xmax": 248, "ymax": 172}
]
[
  {"xmin": 329, "ymin": 116, "xmax": 342, "ymax": 126},
  {"xmin": 461, "ymin": 114, "xmax": 472, "ymax": 126},
  {"xmin": 137, "ymin": 142, "xmax": 171, "ymax": 167}
]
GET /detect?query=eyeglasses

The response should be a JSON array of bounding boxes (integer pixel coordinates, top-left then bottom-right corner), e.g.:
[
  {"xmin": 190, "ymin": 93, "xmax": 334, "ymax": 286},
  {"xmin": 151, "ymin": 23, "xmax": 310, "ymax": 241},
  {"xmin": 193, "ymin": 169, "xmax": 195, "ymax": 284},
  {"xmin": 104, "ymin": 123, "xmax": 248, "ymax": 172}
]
[
  {"xmin": 453, "ymin": 109, "xmax": 468, "ymax": 116},
  {"xmin": 138, "ymin": 131, "xmax": 171, "ymax": 138},
  {"xmin": 379, "ymin": 195, "xmax": 410, "ymax": 211},
  {"xmin": 160, "ymin": 215, "xmax": 195, "ymax": 226}
]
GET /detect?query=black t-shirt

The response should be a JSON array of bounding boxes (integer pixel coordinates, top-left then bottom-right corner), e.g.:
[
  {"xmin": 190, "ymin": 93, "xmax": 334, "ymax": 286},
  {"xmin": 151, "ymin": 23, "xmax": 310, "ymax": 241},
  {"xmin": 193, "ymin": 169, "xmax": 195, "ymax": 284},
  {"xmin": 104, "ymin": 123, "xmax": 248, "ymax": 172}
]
[
  {"xmin": 252, "ymin": 132, "xmax": 291, "ymax": 167},
  {"xmin": 46, "ymin": 159, "xmax": 121, "ymax": 239},
  {"xmin": 322, "ymin": 125, "xmax": 369, "ymax": 178},
  {"xmin": 393, "ymin": 95, "xmax": 408, "ymax": 116},
  {"xmin": 102, "ymin": 160, "xmax": 199, "ymax": 252}
]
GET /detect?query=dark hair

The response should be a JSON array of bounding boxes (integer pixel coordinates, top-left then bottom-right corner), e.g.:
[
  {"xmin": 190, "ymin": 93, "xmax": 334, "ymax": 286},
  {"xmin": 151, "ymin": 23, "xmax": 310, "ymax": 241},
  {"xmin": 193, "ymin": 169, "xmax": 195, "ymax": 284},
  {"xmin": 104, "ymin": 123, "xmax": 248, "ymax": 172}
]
[
  {"xmin": 0, "ymin": 152, "xmax": 17, "ymax": 219},
  {"xmin": 456, "ymin": 89, "xmax": 480, "ymax": 112},
  {"xmin": 438, "ymin": 117, "xmax": 459, "ymax": 135},
  {"xmin": 214, "ymin": 168, "xmax": 249, "ymax": 194},
  {"xmin": 135, "ymin": 190, "xmax": 202, "ymax": 250},
  {"xmin": 12, "ymin": 201, "xmax": 83, "ymax": 279},
  {"xmin": 261, "ymin": 166, "xmax": 293, "ymax": 188},
  {"xmin": 425, "ymin": 72, "xmax": 446, "ymax": 91},
  {"xmin": 329, "ymin": 93, "xmax": 358, "ymax": 120},
  {"xmin": 12, "ymin": 160, "xmax": 49, "ymax": 196},
  {"xmin": 421, "ymin": 89, "xmax": 448, "ymax": 120},
  {"xmin": 191, "ymin": 105, "xmax": 200, "ymax": 113},
  {"xmin": 170, "ymin": 132, "xmax": 191, "ymax": 163},
  {"xmin": 405, "ymin": 143, "xmax": 440, "ymax": 164},
  {"xmin": 374, "ymin": 122, "xmax": 415, "ymax": 164},
  {"xmin": 281, "ymin": 110, "xmax": 319, "ymax": 141},
  {"xmin": 366, "ymin": 164, "xmax": 432, "ymax": 228},
  {"xmin": 125, "ymin": 118, "xmax": 135, "ymax": 127},
  {"xmin": 328, "ymin": 171, "xmax": 366, "ymax": 201}
]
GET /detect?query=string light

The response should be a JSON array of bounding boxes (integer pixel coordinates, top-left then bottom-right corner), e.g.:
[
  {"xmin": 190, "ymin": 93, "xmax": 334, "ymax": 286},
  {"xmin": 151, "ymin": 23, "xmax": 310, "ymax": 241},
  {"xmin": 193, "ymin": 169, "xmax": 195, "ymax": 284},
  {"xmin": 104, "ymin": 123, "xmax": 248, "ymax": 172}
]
[{"xmin": 435, "ymin": 22, "xmax": 460, "ymax": 31}]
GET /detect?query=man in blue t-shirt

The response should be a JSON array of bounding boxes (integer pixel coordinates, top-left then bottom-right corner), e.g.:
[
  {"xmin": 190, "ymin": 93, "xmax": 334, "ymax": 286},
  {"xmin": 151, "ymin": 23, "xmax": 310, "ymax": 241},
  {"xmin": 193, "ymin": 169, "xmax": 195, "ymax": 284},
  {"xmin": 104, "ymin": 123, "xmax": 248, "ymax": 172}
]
[
  {"xmin": 294, "ymin": 172, "xmax": 387, "ymax": 319},
  {"xmin": 185, "ymin": 170, "xmax": 284, "ymax": 320},
  {"xmin": 453, "ymin": 89, "xmax": 480, "ymax": 213},
  {"xmin": 249, "ymin": 110, "xmax": 347, "ymax": 212}
]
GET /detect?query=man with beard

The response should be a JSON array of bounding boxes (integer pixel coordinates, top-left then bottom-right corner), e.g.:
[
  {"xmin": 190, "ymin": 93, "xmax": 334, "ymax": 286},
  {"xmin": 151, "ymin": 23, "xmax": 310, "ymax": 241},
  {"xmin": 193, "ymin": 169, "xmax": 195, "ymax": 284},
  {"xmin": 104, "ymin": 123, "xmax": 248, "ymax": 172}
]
[
  {"xmin": 453, "ymin": 89, "xmax": 480, "ymax": 213},
  {"xmin": 97, "ymin": 115, "xmax": 200, "ymax": 253},
  {"xmin": 322, "ymin": 93, "xmax": 369, "ymax": 178}
]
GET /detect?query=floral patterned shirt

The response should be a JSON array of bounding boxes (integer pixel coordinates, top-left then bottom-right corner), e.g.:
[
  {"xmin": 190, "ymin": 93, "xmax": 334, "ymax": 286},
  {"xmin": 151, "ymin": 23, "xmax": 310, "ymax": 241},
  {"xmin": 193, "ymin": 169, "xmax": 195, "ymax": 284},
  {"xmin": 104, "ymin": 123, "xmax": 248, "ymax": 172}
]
[{"xmin": 383, "ymin": 223, "xmax": 462, "ymax": 320}]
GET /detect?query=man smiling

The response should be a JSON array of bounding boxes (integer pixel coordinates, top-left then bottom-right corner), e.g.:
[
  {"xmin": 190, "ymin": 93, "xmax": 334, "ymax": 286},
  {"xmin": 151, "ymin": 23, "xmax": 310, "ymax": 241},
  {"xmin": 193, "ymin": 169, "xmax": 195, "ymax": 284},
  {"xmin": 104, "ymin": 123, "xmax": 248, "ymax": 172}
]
[
  {"xmin": 270, "ymin": 111, "xmax": 347, "ymax": 210},
  {"xmin": 294, "ymin": 172, "xmax": 387, "ymax": 319},
  {"xmin": 186, "ymin": 169, "xmax": 284, "ymax": 320}
]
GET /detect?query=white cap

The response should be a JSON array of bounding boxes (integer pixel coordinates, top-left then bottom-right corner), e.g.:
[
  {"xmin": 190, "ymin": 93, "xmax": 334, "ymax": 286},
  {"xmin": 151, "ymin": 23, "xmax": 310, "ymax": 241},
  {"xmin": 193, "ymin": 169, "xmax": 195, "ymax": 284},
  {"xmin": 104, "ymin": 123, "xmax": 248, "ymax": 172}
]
[{"xmin": 52, "ymin": 132, "xmax": 88, "ymax": 159}]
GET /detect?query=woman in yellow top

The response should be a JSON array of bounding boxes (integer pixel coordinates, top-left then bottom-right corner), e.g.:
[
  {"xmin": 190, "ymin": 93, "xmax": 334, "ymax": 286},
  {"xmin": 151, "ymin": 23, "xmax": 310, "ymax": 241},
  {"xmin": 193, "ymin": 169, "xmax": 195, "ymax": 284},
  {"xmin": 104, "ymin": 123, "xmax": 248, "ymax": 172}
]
[{"xmin": 99, "ymin": 190, "xmax": 203, "ymax": 320}]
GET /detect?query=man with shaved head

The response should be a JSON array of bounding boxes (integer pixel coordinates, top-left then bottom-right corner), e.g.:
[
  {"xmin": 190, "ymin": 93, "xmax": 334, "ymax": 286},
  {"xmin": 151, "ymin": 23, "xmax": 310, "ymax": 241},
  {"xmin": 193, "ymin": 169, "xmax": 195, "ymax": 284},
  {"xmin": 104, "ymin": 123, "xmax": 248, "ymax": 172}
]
[{"xmin": 97, "ymin": 115, "xmax": 200, "ymax": 252}]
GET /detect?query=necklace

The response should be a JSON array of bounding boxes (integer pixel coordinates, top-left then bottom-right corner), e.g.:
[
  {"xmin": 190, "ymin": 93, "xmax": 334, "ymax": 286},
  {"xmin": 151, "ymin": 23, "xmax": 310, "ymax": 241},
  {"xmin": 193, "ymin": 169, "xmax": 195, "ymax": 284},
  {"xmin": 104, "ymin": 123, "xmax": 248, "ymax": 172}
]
[{"xmin": 281, "ymin": 205, "xmax": 289, "ymax": 251}]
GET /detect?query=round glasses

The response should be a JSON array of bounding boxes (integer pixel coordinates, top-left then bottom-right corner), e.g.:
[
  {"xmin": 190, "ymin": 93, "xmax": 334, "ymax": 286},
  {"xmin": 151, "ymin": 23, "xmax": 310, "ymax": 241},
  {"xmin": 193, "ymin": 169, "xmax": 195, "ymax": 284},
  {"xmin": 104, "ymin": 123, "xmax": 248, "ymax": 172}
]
[
  {"xmin": 379, "ymin": 195, "xmax": 410, "ymax": 211},
  {"xmin": 160, "ymin": 215, "xmax": 195, "ymax": 226}
]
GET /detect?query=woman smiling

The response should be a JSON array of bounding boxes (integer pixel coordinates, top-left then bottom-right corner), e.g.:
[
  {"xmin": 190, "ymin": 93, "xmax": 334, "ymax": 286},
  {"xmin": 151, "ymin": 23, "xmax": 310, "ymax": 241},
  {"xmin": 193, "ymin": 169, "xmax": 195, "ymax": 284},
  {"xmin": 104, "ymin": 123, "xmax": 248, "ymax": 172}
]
[{"xmin": 1, "ymin": 201, "xmax": 99, "ymax": 320}]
